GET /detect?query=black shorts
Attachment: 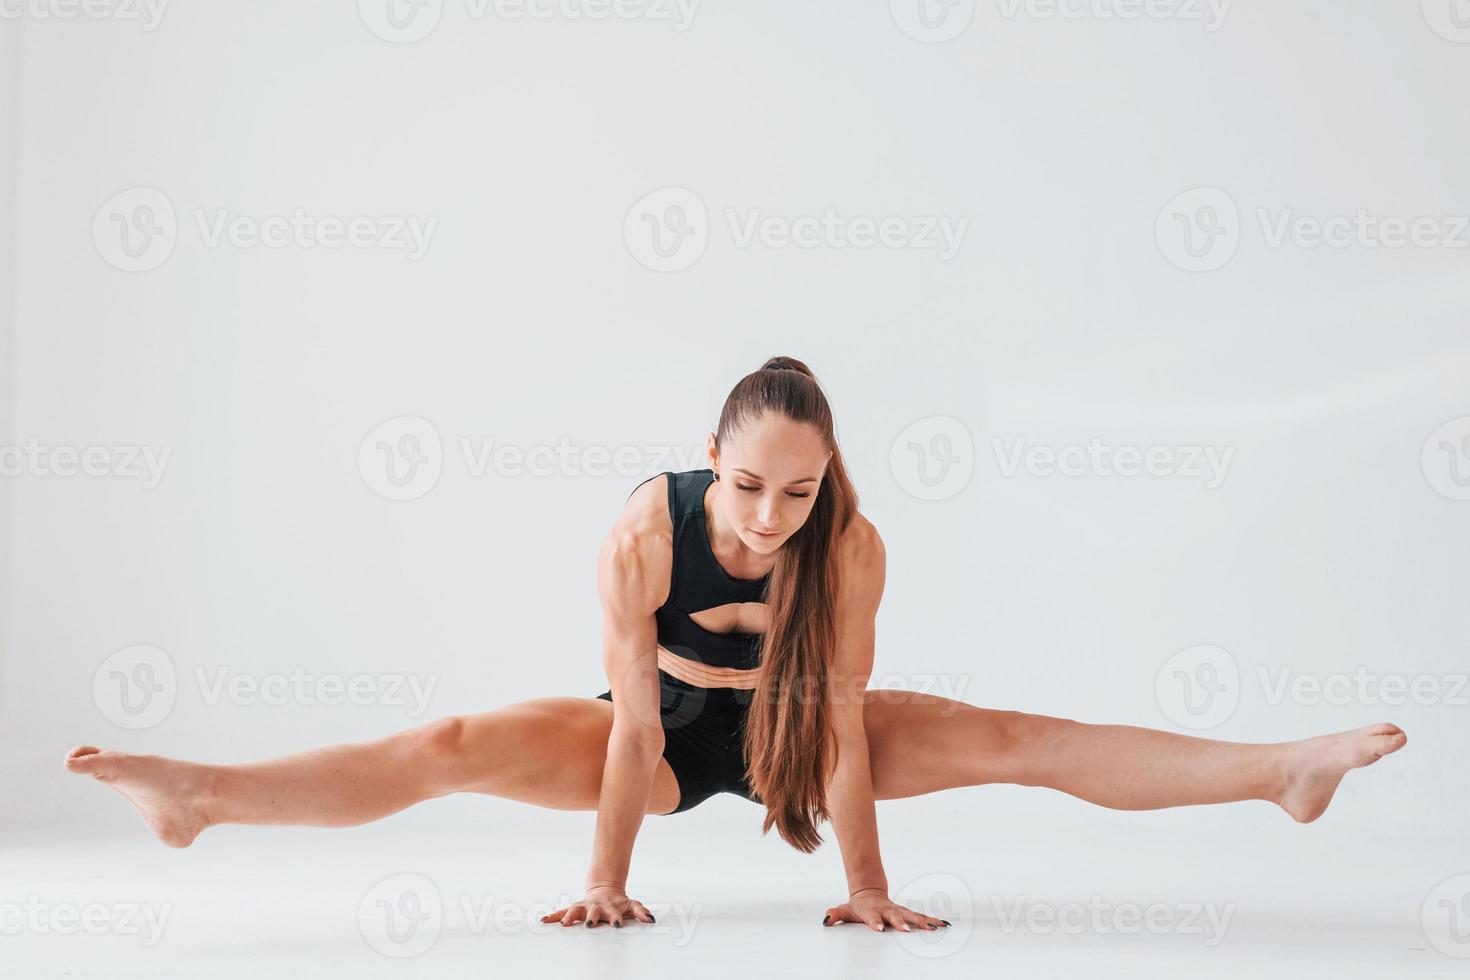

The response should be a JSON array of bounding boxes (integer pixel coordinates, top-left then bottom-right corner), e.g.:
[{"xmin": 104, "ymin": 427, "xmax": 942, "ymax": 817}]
[{"xmin": 595, "ymin": 670, "xmax": 760, "ymax": 814}]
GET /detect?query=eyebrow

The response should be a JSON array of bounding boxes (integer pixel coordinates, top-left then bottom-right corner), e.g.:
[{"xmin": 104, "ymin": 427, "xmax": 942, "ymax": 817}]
[{"xmin": 733, "ymin": 467, "xmax": 819, "ymax": 485}]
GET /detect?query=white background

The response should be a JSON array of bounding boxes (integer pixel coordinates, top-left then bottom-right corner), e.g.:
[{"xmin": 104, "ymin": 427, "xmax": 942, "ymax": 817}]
[{"xmin": 2, "ymin": 1, "xmax": 1468, "ymax": 976}]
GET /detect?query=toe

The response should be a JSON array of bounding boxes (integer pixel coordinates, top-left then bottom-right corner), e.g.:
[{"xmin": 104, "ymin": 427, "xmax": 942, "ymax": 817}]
[{"xmin": 65, "ymin": 747, "xmax": 106, "ymax": 771}]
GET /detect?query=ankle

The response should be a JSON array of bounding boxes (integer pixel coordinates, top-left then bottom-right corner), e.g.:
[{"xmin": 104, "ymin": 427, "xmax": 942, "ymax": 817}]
[
  {"xmin": 1260, "ymin": 744, "xmax": 1294, "ymax": 806},
  {"xmin": 192, "ymin": 765, "xmax": 225, "ymax": 827}
]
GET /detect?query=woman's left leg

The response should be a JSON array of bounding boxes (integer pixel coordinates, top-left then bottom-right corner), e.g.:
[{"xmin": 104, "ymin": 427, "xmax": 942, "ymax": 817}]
[{"xmin": 860, "ymin": 690, "xmax": 1406, "ymax": 822}]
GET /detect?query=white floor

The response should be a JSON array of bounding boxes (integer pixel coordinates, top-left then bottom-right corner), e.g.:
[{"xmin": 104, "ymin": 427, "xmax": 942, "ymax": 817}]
[{"xmin": 4, "ymin": 785, "xmax": 1464, "ymax": 979}]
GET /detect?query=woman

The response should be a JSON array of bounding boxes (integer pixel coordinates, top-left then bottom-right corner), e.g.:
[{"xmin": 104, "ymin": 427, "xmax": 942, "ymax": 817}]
[{"xmin": 64, "ymin": 356, "xmax": 1408, "ymax": 934}]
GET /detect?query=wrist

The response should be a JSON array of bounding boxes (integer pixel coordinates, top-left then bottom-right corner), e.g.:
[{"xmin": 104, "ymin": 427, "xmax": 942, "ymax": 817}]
[
  {"xmin": 585, "ymin": 878, "xmax": 626, "ymax": 892},
  {"xmin": 848, "ymin": 884, "xmax": 888, "ymax": 900}
]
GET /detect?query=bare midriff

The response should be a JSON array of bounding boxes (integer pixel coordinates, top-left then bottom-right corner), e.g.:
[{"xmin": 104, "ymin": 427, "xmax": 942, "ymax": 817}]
[{"xmin": 656, "ymin": 644, "xmax": 761, "ymax": 690}]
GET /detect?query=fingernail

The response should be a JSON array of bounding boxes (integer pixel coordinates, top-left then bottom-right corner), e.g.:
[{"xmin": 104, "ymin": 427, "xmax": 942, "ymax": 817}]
[
  {"xmin": 822, "ymin": 915, "xmax": 831, "ymax": 926},
  {"xmin": 648, "ymin": 914, "xmax": 656, "ymax": 923},
  {"xmin": 942, "ymin": 919, "xmax": 952, "ymax": 926},
  {"xmin": 614, "ymin": 920, "xmax": 622, "ymax": 928},
  {"xmin": 878, "ymin": 924, "xmax": 885, "ymax": 931},
  {"xmin": 927, "ymin": 923, "xmax": 937, "ymax": 930}
]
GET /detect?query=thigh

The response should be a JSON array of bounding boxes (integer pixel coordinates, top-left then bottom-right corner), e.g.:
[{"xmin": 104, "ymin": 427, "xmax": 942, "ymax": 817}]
[
  {"xmin": 451, "ymin": 696, "xmax": 682, "ymax": 815},
  {"xmin": 862, "ymin": 689, "xmax": 1067, "ymax": 800}
]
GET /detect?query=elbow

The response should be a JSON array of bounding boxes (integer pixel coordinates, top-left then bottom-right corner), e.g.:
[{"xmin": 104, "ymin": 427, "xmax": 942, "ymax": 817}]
[{"xmin": 610, "ymin": 721, "xmax": 665, "ymax": 759}]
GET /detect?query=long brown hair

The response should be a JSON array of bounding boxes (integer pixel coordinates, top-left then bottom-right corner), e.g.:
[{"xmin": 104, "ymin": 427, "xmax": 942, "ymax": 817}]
[{"xmin": 723, "ymin": 355, "xmax": 858, "ymax": 853}]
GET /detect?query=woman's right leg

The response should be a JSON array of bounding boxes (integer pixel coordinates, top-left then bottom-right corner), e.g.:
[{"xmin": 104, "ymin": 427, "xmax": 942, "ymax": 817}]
[{"xmin": 63, "ymin": 697, "xmax": 682, "ymax": 847}]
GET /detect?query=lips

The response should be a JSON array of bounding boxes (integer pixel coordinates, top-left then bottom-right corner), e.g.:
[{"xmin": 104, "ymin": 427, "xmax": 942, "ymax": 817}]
[{"xmin": 750, "ymin": 529, "xmax": 781, "ymax": 538}]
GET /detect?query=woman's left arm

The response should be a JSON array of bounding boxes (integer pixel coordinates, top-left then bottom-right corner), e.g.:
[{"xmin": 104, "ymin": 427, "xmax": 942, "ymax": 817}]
[{"xmin": 821, "ymin": 521, "xmax": 949, "ymax": 934}]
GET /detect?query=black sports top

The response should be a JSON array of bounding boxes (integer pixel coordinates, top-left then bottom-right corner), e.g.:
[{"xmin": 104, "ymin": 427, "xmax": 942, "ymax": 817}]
[{"xmin": 629, "ymin": 468, "xmax": 771, "ymax": 671}]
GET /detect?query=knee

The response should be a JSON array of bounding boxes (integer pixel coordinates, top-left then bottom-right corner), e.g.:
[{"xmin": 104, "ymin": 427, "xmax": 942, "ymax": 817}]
[
  {"xmin": 411, "ymin": 715, "xmax": 467, "ymax": 767},
  {"xmin": 992, "ymin": 710, "xmax": 1075, "ymax": 784}
]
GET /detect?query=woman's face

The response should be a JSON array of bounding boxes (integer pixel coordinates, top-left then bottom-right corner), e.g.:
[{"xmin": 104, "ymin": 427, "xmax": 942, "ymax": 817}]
[{"xmin": 708, "ymin": 414, "xmax": 832, "ymax": 554}]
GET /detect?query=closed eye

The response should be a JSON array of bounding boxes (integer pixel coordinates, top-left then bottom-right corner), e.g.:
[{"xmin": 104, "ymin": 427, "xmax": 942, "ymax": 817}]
[{"xmin": 735, "ymin": 482, "xmax": 810, "ymax": 498}]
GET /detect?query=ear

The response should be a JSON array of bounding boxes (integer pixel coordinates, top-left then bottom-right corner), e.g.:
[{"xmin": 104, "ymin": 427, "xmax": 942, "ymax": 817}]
[{"xmin": 706, "ymin": 432, "xmax": 719, "ymax": 469}]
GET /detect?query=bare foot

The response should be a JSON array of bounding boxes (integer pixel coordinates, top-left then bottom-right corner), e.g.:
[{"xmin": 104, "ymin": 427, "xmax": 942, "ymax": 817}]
[
  {"xmin": 1276, "ymin": 722, "xmax": 1407, "ymax": 823},
  {"xmin": 63, "ymin": 745, "xmax": 215, "ymax": 848}
]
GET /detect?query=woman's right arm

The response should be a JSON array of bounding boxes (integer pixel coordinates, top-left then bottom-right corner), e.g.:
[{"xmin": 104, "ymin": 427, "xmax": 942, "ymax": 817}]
[
  {"xmin": 586, "ymin": 523, "xmax": 668, "ymax": 902},
  {"xmin": 544, "ymin": 512, "xmax": 671, "ymax": 929}
]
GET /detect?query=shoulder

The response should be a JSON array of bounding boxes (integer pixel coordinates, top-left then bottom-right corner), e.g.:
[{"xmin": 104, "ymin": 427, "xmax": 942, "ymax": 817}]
[
  {"xmin": 598, "ymin": 473, "xmax": 674, "ymax": 614},
  {"xmin": 833, "ymin": 511, "xmax": 885, "ymax": 611}
]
